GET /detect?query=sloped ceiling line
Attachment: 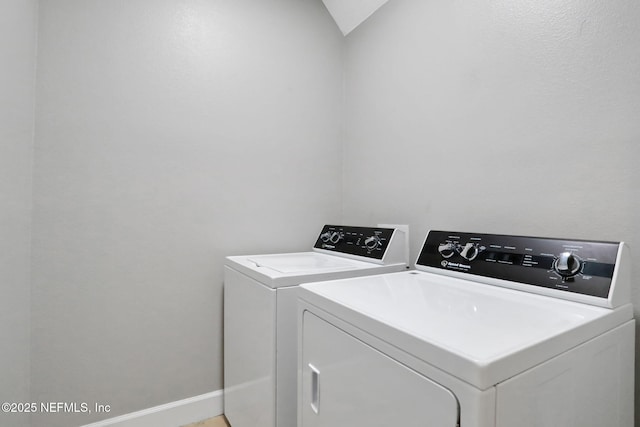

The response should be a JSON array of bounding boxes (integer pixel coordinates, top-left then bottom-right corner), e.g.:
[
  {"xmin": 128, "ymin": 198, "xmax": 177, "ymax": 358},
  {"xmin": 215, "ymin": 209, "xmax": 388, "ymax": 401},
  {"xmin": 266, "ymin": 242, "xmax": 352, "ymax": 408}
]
[{"xmin": 322, "ymin": 0, "xmax": 390, "ymax": 36}]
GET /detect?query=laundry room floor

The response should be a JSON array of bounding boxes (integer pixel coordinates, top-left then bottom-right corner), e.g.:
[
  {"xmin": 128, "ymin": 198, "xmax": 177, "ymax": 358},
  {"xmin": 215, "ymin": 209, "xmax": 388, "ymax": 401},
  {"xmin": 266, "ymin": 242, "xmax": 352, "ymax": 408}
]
[{"xmin": 182, "ymin": 415, "xmax": 230, "ymax": 427}]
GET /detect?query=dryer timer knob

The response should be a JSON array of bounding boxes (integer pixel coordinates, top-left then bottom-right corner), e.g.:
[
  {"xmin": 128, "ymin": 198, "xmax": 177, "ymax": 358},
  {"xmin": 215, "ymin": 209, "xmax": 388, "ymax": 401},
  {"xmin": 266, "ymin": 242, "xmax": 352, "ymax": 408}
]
[
  {"xmin": 438, "ymin": 242, "xmax": 456, "ymax": 258},
  {"xmin": 553, "ymin": 252, "xmax": 582, "ymax": 278}
]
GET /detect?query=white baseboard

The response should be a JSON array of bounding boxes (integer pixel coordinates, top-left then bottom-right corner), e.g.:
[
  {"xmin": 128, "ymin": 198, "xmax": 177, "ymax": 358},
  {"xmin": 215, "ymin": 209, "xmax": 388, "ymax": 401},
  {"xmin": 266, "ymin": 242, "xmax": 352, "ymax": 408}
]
[{"xmin": 79, "ymin": 390, "xmax": 223, "ymax": 427}]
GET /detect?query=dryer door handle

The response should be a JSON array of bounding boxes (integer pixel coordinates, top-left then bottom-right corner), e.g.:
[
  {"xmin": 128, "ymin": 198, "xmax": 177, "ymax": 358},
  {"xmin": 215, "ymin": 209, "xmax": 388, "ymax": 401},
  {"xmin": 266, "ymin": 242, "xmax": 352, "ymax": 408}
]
[{"xmin": 309, "ymin": 363, "xmax": 320, "ymax": 414}]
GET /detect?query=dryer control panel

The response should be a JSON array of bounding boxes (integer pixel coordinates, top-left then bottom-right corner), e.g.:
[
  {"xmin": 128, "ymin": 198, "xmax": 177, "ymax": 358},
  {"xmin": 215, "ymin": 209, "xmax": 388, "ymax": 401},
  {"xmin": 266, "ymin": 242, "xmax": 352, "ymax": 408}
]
[
  {"xmin": 314, "ymin": 225, "xmax": 396, "ymax": 260},
  {"xmin": 417, "ymin": 230, "xmax": 622, "ymax": 300}
]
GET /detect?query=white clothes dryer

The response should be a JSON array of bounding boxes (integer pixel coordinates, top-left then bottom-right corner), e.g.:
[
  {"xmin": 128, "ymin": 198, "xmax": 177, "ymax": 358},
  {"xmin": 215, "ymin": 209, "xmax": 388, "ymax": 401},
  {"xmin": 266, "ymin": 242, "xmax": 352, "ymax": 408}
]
[
  {"xmin": 298, "ymin": 230, "xmax": 634, "ymax": 427},
  {"xmin": 224, "ymin": 225, "xmax": 408, "ymax": 427}
]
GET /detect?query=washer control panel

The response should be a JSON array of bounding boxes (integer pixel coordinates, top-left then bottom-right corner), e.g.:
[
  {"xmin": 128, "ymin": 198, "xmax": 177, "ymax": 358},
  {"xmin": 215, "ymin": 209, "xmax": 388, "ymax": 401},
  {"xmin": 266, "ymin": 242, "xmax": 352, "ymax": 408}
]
[
  {"xmin": 314, "ymin": 225, "xmax": 395, "ymax": 260},
  {"xmin": 417, "ymin": 230, "xmax": 620, "ymax": 298}
]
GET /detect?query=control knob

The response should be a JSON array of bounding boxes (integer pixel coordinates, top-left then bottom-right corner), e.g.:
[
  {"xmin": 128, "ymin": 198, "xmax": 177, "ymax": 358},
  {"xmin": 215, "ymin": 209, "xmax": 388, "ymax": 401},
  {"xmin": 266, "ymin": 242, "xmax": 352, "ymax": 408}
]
[
  {"xmin": 438, "ymin": 242, "xmax": 457, "ymax": 259},
  {"xmin": 460, "ymin": 243, "xmax": 483, "ymax": 261},
  {"xmin": 364, "ymin": 235, "xmax": 381, "ymax": 251},
  {"xmin": 329, "ymin": 231, "xmax": 343, "ymax": 244},
  {"xmin": 320, "ymin": 232, "xmax": 332, "ymax": 243},
  {"xmin": 553, "ymin": 252, "xmax": 582, "ymax": 278}
]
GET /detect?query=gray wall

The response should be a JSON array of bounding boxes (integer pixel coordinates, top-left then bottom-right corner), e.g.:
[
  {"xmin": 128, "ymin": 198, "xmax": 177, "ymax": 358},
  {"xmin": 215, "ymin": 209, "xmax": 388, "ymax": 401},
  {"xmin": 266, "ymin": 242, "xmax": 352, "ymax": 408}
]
[
  {"xmin": 341, "ymin": 0, "xmax": 640, "ymax": 423},
  {"xmin": 6, "ymin": 0, "xmax": 640, "ymax": 426},
  {"xmin": 31, "ymin": 1, "xmax": 343, "ymax": 425},
  {"xmin": 0, "ymin": 1, "xmax": 37, "ymax": 427}
]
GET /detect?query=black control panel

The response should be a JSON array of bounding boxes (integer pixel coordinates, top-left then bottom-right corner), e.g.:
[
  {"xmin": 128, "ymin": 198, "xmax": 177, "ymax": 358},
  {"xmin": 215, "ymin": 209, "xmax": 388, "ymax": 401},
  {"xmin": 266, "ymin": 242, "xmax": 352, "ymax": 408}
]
[
  {"xmin": 314, "ymin": 225, "xmax": 395, "ymax": 260},
  {"xmin": 416, "ymin": 230, "xmax": 620, "ymax": 298}
]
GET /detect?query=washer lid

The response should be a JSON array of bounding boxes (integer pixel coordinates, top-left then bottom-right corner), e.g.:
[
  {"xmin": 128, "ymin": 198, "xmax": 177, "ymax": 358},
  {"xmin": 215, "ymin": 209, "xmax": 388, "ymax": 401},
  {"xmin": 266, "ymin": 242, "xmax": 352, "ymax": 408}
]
[
  {"xmin": 247, "ymin": 252, "xmax": 362, "ymax": 274},
  {"xmin": 299, "ymin": 271, "xmax": 633, "ymax": 390},
  {"xmin": 225, "ymin": 252, "xmax": 404, "ymax": 288}
]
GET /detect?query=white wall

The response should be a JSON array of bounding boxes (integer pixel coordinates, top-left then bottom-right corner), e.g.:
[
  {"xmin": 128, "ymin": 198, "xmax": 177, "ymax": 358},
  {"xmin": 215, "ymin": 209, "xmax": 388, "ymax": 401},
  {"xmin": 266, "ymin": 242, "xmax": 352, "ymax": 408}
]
[
  {"xmin": 0, "ymin": 1, "xmax": 37, "ymax": 426},
  {"xmin": 31, "ymin": 1, "xmax": 343, "ymax": 426},
  {"xmin": 342, "ymin": 0, "xmax": 640, "ymax": 422}
]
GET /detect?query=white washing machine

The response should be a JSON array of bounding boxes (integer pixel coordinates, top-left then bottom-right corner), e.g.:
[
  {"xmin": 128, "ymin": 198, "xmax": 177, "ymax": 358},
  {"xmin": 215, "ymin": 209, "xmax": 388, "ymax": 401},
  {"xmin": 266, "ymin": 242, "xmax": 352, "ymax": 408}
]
[
  {"xmin": 298, "ymin": 230, "xmax": 634, "ymax": 427},
  {"xmin": 224, "ymin": 224, "xmax": 409, "ymax": 427}
]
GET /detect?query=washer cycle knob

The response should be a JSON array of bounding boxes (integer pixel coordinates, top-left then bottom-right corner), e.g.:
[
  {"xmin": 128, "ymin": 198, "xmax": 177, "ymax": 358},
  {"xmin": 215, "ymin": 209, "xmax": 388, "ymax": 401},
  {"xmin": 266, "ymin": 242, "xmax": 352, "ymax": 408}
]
[
  {"xmin": 320, "ymin": 232, "xmax": 332, "ymax": 243},
  {"xmin": 554, "ymin": 252, "xmax": 582, "ymax": 278},
  {"xmin": 364, "ymin": 235, "xmax": 381, "ymax": 250},
  {"xmin": 329, "ymin": 232, "xmax": 343, "ymax": 244}
]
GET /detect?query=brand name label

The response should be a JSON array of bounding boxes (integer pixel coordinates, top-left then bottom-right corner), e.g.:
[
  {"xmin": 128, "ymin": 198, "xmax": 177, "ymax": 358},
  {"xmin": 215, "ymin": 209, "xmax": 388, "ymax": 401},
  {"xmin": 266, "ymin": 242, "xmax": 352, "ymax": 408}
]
[{"xmin": 441, "ymin": 260, "xmax": 471, "ymax": 270}]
